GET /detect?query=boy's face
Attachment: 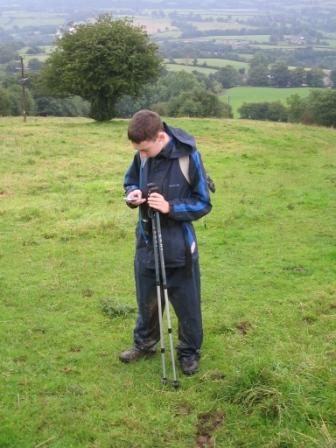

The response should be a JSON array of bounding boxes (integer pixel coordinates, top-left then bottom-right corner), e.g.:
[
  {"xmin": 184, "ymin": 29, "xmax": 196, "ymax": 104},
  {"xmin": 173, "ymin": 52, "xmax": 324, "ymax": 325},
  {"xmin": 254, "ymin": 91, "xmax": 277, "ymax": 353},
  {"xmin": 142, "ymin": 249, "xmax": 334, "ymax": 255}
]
[{"xmin": 132, "ymin": 131, "xmax": 166, "ymax": 158}]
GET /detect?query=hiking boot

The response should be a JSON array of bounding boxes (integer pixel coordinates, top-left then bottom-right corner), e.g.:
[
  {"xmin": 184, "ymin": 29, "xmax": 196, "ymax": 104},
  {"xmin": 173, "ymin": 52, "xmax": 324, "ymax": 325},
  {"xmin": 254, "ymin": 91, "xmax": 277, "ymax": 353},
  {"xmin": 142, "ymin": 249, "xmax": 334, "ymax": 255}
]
[
  {"xmin": 119, "ymin": 346, "xmax": 156, "ymax": 364},
  {"xmin": 179, "ymin": 357, "xmax": 199, "ymax": 375}
]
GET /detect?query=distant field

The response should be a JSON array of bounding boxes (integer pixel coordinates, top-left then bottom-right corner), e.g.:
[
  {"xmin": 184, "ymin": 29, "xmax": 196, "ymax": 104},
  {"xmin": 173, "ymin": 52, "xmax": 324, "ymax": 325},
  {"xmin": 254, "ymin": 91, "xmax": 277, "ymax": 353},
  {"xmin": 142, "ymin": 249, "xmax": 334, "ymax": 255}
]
[
  {"xmin": 325, "ymin": 39, "xmax": 336, "ymax": 49},
  {"xmin": 238, "ymin": 53, "xmax": 254, "ymax": 61},
  {"xmin": 156, "ymin": 9, "xmax": 265, "ymax": 18},
  {"xmin": 134, "ymin": 16, "xmax": 176, "ymax": 34},
  {"xmin": 18, "ymin": 46, "xmax": 54, "ymax": 63},
  {"xmin": 315, "ymin": 46, "xmax": 336, "ymax": 52},
  {"xmin": 20, "ymin": 46, "xmax": 54, "ymax": 54},
  {"xmin": 171, "ymin": 58, "xmax": 248, "ymax": 70},
  {"xmin": 251, "ymin": 44, "xmax": 308, "ymax": 50},
  {"xmin": 153, "ymin": 30, "xmax": 180, "ymax": 38},
  {"xmin": 221, "ymin": 86, "xmax": 322, "ymax": 117},
  {"xmin": 251, "ymin": 40, "xmax": 336, "ymax": 51},
  {"xmin": 193, "ymin": 22, "xmax": 258, "ymax": 31},
  {"xmin": 165, "ymin": 63, "xmax": 217, "ymax": 75},
  {"xmin": 0, "ymin": 11, "xmax": 66, "ymax": 28},
  {"xmin": 22, "ymin": 54, "xmax": 49, "ymax": 63},
  {"xmin": 325, "ymin": 32, "xmax": 336, "ymax": 39},
  {"xmin": 181, "ymin": 35, "xmax": 271, "ymax": 43}
]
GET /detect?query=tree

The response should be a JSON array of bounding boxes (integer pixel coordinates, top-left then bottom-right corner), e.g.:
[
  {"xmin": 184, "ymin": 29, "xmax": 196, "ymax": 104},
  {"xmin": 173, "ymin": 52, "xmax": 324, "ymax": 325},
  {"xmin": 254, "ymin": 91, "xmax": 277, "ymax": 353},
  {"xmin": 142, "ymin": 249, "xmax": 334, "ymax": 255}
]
[
  {"xmin": 249, "ymin": 53, "xmax": 269, "ymax": 67},
  {"xmin": 269, "ymin": 60, "xmax": 290, "ymax": 87},
  {"xmin": 211, "ymin": 65, "xmax": 241, "ymax": 89},
  {"xmin": 307, "ymin": 90, "xmax": 336, "ymax": 127},
  {"xmin": 331, "ymin": 69, "xmax": 336, "ymax": 88},
  {"xmin": 306, "ymin": 68, "xmax": 324, "ymax": 87},
  {"xmin": 115, "ymin": 70, "xmax": 222, "ymax": 118},
  {"xmin": 238, "ymin": 101, "xmax": 287, "ymax": 122},
  {"xmin": 0, "ymin": 43, "xmax": 18, "ymax": 64},
  {"xmin": 42, "ymin": 15, "xmax": 162, "ymax": 121},
  {"xmin": 28, "ymin": 58, "xmax": 44, "ymax": 72},
  {"xmin": 287, "ymin": 90, "xmax": 336, "ymax": 127},
  {"xmin": 167, "ymin": 87, "xmax": 232, "ymax": 118},
  {"xmin": 5, "ymin": 60, "xmax": 18, "ymax": 75},
  {"xmin": 35, "ymin": 96, "xmax": 90, "ymax": 117},
  {"xmin": 287, "ymin": 94, "xmax": 307, "ymax": 122},
  {"xmin": 247, "ymin": 64, "xmax": 269, "ymax": 86},
  {"xmin": 266, "ymin": 102, "xmax": 288, "ymax": 121},
  {"xmin": 0, "ymin": 84, "xmax": 36, "ymax": 116},
  {"xmin": 26, "ymin": 46, "xmax": 42, "ymax": 55},
  {"xmin": 156, "ymin": 71, "xmax": 203, "ymax": 102},
  {"xmin": 247, "ymin": 53, "xmax": 269, "ymax": 86},
  {"xmin": 290, "ymin": 67, "xmax": 306, "ymax": 87},
  {"xmin": 0, "ymin": 87, "xmax": 11, "ymax": 115},
  {"xmin": 239, "ymin": 102, "xmax": 269, "ymax": 120}
]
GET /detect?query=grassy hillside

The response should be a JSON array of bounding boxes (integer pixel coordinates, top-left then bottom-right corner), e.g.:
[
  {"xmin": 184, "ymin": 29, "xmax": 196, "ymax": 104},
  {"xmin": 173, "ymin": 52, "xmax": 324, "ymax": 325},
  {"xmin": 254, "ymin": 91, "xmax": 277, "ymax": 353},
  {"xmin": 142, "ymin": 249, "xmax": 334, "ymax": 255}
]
[
  {"xmin": 222, "ymin": 87, "xmax": 323, "ymax": 117},
  {"xmin": 0, "ymin": 117, "xmax": 335, "ymax": 447}
]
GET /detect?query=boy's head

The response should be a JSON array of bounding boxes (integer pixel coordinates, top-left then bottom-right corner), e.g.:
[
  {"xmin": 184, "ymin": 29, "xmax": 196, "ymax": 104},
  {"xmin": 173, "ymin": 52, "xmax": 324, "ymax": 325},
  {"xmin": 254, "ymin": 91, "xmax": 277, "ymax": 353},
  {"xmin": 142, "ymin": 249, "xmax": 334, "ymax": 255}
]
[
  {"xmin": 128, "ymin": 109, "xmax": 168, "ymax": 158},
  {"xmin": 128, "ymin": 109, "xmax": 163, "ymax": 143}
]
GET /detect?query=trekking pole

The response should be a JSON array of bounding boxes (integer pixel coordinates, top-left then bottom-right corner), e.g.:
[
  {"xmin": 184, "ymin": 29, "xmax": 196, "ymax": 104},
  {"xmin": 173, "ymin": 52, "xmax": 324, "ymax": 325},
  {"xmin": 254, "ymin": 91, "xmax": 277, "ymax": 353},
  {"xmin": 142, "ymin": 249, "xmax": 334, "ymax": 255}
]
[
  {"xmin": 150, "ymin": 206, "xmax": 168, "ymax": 385},
  {"xmin": 148, "ymin": 183, "xmax": 180, "ymax": 389},
  {"xmin": 154, "ymin": 210, "xmax": 180, "ymax": 389}
]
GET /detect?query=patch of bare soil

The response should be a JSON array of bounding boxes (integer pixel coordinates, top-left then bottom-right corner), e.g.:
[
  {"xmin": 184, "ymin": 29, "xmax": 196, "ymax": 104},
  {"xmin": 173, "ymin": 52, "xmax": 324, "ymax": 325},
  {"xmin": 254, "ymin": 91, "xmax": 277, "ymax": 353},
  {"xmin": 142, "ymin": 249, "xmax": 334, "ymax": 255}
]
[
  {"xmin": 236, "ymin": 321, "xmax": 253, "ymax": 335},
  {"xmin": 196, "ymin": 410, "xmax": 225, "ymax": 448}
]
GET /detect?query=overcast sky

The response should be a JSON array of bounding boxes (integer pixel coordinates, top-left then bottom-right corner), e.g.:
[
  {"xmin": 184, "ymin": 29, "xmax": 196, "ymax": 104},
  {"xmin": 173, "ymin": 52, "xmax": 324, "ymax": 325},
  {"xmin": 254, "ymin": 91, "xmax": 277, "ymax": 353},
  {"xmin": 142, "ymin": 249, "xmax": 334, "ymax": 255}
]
[{"xmin": 0, "ymin": 0, "xmax": 335, "ymax": 11}]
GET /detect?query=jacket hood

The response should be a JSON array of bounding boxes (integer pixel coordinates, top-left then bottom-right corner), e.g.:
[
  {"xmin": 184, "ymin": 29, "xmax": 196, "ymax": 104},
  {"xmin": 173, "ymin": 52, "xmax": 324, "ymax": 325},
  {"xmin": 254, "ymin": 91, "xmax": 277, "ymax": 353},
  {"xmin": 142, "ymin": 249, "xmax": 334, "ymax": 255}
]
[{"xmin": 163, "ymin": 122, "xmax": 196, "ymax": 158}]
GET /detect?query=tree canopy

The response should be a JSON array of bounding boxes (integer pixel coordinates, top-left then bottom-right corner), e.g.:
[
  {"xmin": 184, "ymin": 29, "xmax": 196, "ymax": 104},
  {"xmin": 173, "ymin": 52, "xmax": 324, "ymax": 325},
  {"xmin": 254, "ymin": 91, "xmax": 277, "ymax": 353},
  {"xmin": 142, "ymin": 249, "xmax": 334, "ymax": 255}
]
[
  {"xmin": 211, "ymin": 65, "xmax": 242, "ymax": 89},
  {"xmin": 115, "ymin": 70, "xmax": 230, "ymax": 118},
  {"xmin": 247, "ymin": 55, "xmax": 269, "ymax": 86},
  {"xmin": 41, "ymin": 15, "xmax": 162, "ymax": 121}
]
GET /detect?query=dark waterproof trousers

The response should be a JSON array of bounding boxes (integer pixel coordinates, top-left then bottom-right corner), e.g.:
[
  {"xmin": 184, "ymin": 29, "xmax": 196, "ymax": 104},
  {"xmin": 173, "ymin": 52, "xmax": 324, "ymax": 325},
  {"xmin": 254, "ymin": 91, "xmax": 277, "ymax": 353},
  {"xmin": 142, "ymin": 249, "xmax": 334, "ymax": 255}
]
[{"xmin": 133, "ymin": 257, "xmax": 203, "ymax": 360}]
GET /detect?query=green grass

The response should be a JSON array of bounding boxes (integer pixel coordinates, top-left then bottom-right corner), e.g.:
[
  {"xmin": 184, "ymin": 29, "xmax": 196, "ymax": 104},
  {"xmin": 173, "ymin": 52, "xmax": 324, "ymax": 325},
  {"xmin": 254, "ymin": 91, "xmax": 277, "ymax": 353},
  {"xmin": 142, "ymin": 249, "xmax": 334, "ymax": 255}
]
[
  {"xmin": 192, "ymin": 22, "xmax": 258, "ymax": 31},
  {"xmin": 0, "ymin": 116, "xmax": 336, "ymax": 447},
  {"xmin": 251, "ymin": 44, "xmax": 307, "ymax": 49},
  {"xmin": 165, "ymin": 63, "xmax": 217, "ymax": 75},
  {"xmin": 170, "ymin": 58, "xmax": 249, "ymax": 70},
  {"xmin": 221, "ymin": 87, "xmax": 323, "ymax": 117},
  {"xmin": 325, "ymin": 39, "xmax": 336, "ymax": 49},
  {"xmin": 134, "ymin": 16, "xmax": 176, "ymax": 35},
  {"xmin": 0, "ymin": 11, "xmax": 66, "ymax": 29},
  {"xmin": 180, "ymin": 35, "xmax": 271, "ymax": 43},
  {"xmin": 18, "ymin": 46, "xmax": 54, "ymax": 63},
  {"xmin": 154, "ymin": 30, "xmax": 181, "ymax": 39}
]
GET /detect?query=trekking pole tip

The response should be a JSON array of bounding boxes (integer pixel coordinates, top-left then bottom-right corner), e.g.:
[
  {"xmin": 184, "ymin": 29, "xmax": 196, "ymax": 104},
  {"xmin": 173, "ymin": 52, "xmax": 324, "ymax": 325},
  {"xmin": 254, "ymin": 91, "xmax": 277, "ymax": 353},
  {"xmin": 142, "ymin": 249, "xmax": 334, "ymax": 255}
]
[
  {"xmin": 173, "ymin": 380, "xmax": 180, "ymax": 389},
  {"xmin": 161, "ymin": 377, "xmax": 168, "ymax": 385}
]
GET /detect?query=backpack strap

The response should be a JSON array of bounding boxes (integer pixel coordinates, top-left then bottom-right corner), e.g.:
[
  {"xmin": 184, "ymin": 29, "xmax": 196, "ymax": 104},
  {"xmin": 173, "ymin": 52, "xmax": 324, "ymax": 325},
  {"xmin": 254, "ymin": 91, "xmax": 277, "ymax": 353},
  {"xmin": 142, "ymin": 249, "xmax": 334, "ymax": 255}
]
[
  {"xmin": 178, "ymin": 155, "xmax": 190, "ymax": 184},
  {"xmin": 179, "ymin": 155, "xmax": 216, "ymax": 193}
]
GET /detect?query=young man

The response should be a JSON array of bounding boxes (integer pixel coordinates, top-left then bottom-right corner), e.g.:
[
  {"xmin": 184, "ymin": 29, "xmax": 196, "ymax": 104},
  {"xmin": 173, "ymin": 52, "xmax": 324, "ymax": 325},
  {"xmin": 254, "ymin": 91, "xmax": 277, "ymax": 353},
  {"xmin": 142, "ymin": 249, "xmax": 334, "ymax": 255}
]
[{"xmin": 120, "ymin": 109, "xmax": 212, "ymax": 375}]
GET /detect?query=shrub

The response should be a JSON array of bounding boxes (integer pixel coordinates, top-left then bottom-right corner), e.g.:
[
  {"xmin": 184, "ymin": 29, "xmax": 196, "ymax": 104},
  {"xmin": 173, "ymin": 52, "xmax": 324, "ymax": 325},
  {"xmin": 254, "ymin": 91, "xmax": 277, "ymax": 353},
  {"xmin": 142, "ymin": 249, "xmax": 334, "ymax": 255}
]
[
  {"xmin": 287, "ymin": 90, "xmax": 336, "ymax": 127},
  {"xmin": 35, "ymin": 96, "xmax": 90, "ymax": 117},
  {"xmin": 0, "ymin": 87, "xmax": 11, "ymax": 115},
  {"xmin": 167, "ymin": 87, "xmax": 232, "ymax": 118},
  {"xmin": 239, "ymin": 101, "xmax": 288, "ymax": 122}
]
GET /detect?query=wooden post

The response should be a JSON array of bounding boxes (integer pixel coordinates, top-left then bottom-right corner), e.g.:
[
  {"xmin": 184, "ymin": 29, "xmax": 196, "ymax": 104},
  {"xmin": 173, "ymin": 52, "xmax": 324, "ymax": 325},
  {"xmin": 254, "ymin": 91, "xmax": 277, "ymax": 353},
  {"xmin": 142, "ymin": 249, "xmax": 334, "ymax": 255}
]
[{"xmin": 20, "ymin": 57, "xmax": 27, "ymax": 122}]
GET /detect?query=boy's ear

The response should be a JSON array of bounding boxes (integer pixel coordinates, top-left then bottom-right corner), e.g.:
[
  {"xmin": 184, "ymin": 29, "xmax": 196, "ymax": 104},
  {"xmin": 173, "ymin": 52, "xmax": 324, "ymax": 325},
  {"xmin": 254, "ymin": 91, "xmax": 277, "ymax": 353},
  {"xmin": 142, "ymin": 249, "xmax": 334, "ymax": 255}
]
[{"xmin": 157, "ymin": 131, "xmax": 166, "ymax": 141}]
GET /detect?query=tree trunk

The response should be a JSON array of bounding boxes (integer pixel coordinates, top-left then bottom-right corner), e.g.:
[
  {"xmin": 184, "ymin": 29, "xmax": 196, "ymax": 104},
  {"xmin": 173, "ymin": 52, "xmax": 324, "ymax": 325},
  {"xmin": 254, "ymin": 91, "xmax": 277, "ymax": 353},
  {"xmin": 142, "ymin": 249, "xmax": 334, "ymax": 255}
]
[{"xmin": 89, "ymin": 95, "xmax": 117, "ymax": 121}]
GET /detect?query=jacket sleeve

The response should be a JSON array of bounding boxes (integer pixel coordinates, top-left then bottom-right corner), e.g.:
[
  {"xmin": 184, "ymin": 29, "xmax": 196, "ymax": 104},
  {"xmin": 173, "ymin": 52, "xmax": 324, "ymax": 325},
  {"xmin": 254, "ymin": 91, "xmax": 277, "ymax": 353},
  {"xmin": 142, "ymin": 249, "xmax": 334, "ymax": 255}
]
[
  {"xmin": 168, "ymin": 150, "xmax": 212, "ymax": 221},
  {"xmin": 123, "ymin": 154, "xmax": 140, "ymax": 208}
]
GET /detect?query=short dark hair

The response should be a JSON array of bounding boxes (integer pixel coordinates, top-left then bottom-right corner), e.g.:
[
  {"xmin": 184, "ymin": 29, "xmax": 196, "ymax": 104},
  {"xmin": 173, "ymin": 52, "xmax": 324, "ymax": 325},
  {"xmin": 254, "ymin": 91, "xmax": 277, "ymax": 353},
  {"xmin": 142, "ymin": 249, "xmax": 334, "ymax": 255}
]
[{"xmin": 128, "ymin": 109, "xmax": 164, "ymax": 143}]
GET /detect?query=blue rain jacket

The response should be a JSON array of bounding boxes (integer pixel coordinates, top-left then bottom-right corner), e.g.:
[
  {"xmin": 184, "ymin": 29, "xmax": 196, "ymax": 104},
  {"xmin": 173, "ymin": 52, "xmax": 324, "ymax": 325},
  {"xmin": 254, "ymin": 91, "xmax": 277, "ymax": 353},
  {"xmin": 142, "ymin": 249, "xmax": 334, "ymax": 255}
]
[{"xmin": 124, "ymin": 123, "xmax": 212, "ymax": 269}]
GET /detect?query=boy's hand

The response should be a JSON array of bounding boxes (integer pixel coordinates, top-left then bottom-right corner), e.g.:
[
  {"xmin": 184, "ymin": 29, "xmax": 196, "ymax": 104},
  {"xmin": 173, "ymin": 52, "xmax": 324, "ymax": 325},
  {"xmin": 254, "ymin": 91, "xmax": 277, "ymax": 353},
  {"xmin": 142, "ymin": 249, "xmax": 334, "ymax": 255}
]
[
  {"xmin": 148, "ymin": 192, "xmax": 170, "ymax": 214},
  {"xmin": 126, "ymin": 189, "xmax": 146, "ymax": 206}
]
